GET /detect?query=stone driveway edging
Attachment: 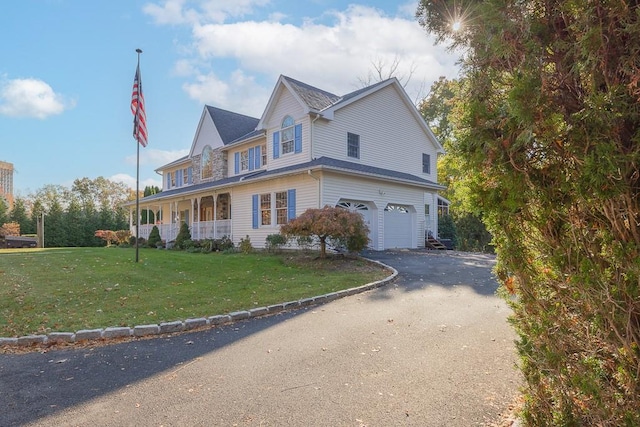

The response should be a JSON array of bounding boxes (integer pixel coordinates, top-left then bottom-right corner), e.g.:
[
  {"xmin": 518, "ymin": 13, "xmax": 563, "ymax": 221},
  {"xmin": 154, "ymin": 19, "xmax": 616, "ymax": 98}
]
[{"xmin": 0, "ymin": 258, "xmax": 397, "ymax": 348}]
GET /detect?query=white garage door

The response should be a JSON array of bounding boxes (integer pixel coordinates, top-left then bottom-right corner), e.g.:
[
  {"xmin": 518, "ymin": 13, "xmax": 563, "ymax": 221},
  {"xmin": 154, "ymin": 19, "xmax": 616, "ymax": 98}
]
[
  {"xmin": 337, "ymin": 200, "xmax": 374, "ymax": 248},
  {"xmin": 384, "ymin": 204, "xmax": 412, "ymax": 249}
]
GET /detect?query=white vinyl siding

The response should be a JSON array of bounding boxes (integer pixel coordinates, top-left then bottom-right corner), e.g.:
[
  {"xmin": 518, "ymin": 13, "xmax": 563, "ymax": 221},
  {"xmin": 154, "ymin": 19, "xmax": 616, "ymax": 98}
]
[
  {"xmin": 313, "ymin": 85, "xmax": 438, "ymax": 180},
  {"xmin": 231, "ymin": 174, "xmax": 319, "ymax": 248},
  {"xmin": 263, "ymin": 89, "xmax": 310, "ymax": 170},
  {"xmin": 190, "ymin": 109, "xmax": 226, "ymax": 158}
]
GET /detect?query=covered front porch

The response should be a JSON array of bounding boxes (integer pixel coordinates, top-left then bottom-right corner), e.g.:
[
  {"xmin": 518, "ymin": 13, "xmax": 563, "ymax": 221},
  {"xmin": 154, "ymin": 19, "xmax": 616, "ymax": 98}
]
[{"xmin": 130, "ymin": 192, "xmax": 232, "ymax": 244}]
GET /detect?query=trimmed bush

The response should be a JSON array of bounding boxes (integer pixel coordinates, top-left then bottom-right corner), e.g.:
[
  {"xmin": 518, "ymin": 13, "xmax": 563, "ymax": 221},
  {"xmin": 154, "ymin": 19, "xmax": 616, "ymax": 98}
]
[
  {"xmin": 265, "ymin": 233, "xmax": 288, "ymax": 252},
  {"xmin": 147, "ymin": 225, "xmax": 161, "ymax": 248},
  {"xmin": 174, "ymin": 222, "xmax": 191, "ymax": 250}
]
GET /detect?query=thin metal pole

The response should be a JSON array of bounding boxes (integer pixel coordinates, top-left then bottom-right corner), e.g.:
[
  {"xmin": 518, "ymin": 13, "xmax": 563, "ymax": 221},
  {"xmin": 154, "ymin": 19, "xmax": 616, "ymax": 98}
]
[{"xmin": 135, "ymin": 49, "xmax": 142, "ymax": 263}]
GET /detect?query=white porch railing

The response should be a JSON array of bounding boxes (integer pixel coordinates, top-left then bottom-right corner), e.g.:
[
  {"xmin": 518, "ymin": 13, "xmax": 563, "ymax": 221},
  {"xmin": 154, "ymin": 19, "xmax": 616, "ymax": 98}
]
[
  {"xmin": 134, "ymin": 220, "xmax": 232, "ymax": 243},
  {"xmin": 190, "ymin": 220, "xmax": 232, "ymax": 240}
]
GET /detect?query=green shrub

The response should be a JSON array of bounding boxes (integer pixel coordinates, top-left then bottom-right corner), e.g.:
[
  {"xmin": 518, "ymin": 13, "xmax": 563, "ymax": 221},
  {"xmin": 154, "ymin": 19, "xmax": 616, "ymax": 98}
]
[
  {"xmin": 174, "ymin": 222, "xmax": 191, "ymax": 250},
  {"xmin": 296, "ymin": 236, "xmax": 314, "ymax": 252},
  {"xmin": 265, "ymin": 233, "xmax": 288, "ymax": 252},
  {"xmin": 147, "ymin": 225, "xmax": 162, "ymax": 248},
  {"xmin": 453, "ymin": 214, "xmax": 493, "ymax": 253},
  {"xmin": 238, "ymin": 235, "xmax": 253, "ymax": 254},
  {"xmin": 437, "ymin": 214, "xmax": 457, "ymax": 248},
  {"xmin": 213, "ymin": 236, "xmax": 234, "ymax": 252}
]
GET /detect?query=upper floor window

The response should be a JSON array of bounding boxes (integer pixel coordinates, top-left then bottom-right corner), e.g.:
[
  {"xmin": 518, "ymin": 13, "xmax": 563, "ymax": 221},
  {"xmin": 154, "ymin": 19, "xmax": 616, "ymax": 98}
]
[
  {"xmin": 347, "ymin": 132, "xmax": 360, "ymax": 159},
  {"xmin": 170, "ymin": 171, "xmax": 176, "ymax": 187},
  {"xmin": 235, "ymin": 144, "xmax": 264, "ymax": 175},
  {"xmin": 422, "ymin": 153, "xmax": 431, "ymax": 174},
  {"xmin": 182, "ymin": 168, "xmax": 189, "ymax": 185},
  {"xmin": 240, "ymin": 151, "xmax": 249, "ymax": 171},
  {"xmin": 261, "ymin": 144, "xmax": 267, "ymax": 166},
  {"xmin": 201, "ymin": 145, "xmax": 214, "ymax": 179},
  {"xmin": 281, "ymin": 116, "xmax": 295, "ymax": 155}
]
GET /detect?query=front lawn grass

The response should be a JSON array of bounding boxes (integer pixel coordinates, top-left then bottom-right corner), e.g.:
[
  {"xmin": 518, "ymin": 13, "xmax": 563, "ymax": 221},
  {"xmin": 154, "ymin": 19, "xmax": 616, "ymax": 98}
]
[{"xmin": 0, "ymin": 247, "xmax": 389, "ymax": 338}]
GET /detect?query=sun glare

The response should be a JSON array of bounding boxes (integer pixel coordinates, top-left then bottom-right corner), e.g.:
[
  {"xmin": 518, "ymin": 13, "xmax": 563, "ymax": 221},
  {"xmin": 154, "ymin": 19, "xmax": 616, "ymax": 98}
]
[{"xmin": 439, "ymin": 1, "xmax": 475, "ymax": 35}]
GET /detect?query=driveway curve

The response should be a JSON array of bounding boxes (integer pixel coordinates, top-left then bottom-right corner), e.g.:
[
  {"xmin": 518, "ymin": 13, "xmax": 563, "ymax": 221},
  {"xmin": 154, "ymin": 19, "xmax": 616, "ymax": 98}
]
[{"xmin": 1, "ymin": 250, "xmax": 520, "ymax": 426}]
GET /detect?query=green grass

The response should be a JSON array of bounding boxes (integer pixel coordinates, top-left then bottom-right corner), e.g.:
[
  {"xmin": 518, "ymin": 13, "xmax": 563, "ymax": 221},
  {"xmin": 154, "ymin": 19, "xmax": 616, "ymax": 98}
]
[{"xmin": 0, "ymin": 247, "xmax": 388, "ymax": 337}]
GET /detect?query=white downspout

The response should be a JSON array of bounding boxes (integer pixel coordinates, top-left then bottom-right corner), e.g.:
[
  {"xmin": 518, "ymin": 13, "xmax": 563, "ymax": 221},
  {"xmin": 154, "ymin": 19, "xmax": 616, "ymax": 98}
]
[
  {"xmin": 310, "ymin": 113, "xmax": 320, "ymax": 160},
  {"xmin": 307, "ymin": 170, "xmax": 320, "ymax": 208}
]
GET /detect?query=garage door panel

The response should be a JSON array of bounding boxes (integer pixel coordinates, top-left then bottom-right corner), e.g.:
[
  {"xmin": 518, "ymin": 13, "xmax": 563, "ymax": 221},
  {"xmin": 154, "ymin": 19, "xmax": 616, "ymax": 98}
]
[{"xmin": 384, "ymin": 204, "xmax": 412, "ymax": 249}]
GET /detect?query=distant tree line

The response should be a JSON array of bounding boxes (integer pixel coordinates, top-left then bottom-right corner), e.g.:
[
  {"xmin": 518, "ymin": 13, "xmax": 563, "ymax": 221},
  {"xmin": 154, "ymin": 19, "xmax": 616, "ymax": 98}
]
[{"xmin": 0, "ymin": 177, "xmax": 160, "ymax": 248}]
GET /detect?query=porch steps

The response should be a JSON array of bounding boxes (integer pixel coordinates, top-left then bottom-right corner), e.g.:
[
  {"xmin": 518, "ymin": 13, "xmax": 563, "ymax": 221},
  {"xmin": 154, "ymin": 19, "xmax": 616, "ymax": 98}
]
[{"xmin": 426, "ymin": 236, "xmax": 448, "ymax": 250}]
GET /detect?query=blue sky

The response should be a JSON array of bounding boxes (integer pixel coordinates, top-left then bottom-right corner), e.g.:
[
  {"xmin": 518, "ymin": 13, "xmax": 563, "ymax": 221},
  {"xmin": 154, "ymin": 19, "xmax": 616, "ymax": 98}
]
[{"xmin": 1, "ymin": 0, "xmax": 461, "ymax": 196}]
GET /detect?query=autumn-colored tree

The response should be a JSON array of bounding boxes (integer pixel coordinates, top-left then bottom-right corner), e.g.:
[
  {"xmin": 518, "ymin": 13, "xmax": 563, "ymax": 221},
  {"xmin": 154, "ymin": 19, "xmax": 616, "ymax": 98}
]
[
  {"xmin": 281, "ymin": 206, "xmax": 369, "ymax": 258},
  {"xmin": 115, "ymin": 230, "xmax": 131, "ymax": 245},
  {"xmin": 94, "ymin": 230, "xmax": 117, "ymax": 247},
  {"xmin": 418, "ymin": 1, "xmax": 640, "ymax": 424},
  {"xmin": 0, "ymin": 222, "xmax": 20, "ymax": 237}
]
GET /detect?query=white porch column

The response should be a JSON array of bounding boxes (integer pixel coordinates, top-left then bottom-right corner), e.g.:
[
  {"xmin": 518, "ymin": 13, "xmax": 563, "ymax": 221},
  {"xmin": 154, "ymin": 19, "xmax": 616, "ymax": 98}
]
[
  {"xmin": 196, "ymin": 197, "xmax": 202, "ymax": 239},
  {"xmin": 190, "ymin": 198, "xmax": 195, "ymax": 239},
  {"xmin": 213, "ymin": 192, "xmax": 218, "ymax": 239}
]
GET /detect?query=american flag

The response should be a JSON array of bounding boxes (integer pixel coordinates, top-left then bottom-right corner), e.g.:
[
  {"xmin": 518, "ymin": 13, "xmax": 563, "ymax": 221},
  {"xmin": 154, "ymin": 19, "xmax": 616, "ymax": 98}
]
[{"xmin": 131, "ymin": 64, "xmax": 148, "ymax": 147}]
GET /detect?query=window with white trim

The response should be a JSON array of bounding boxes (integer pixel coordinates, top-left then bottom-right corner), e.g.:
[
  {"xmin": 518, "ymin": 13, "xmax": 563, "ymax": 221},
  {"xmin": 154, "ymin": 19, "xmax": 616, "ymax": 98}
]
[
  {"xmin": 260, "ymin": 194, "xmax": 271, "ymax": 226},
  {"xmin": 170, "ymin": 171, "xmax": 176, "ymax": 187},
  {"xmin": 201, "ymin": 145, "xmax": 214, "ymax": 179},
  {"xmin": 276, "ymin": 191, "xmax": 288, "ymax": 225},
  {"xmin": 240, "ymin": 151, "xmax": 249, "ymax": 171},
  {"xmin": 253, "ymin": 190, "xmax": 295, "ymax": 228},
  {"xmin": 281, "ymin": 116, "xmax": 295, "ymax": 155},
  {"xmin": 261, "ymin": 144, "xmax": 267, "ymax": 166},
  {"xmin": 182, "ymin": 168, "xmax": 189, "ymax": 185},
  {"xmin": 347, "ymin": 132, "xmax": 360, "ymax": 159},
  {"xmin": 422, "ymin": 153, "xmax": 431, "ymax": 174}
]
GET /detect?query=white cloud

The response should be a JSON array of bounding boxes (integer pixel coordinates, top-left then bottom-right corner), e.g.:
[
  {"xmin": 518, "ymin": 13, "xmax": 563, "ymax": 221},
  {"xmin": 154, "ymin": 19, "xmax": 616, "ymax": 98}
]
[
  {"xmin": 0, "ymin": 77, "xmax": 73, "ymax": 119},
  {"xmin": 110, "ymin": 173, "xmax": 162, "ymax": 190},
  {"xmin": 172, "ymin": 59, "xmax": 198, "ymax": 76},
  {"xmin": 399, "ymin": 1, "xmax": 421, "ymax": 17},
  {"xmin": 182, "ymin": 69, "xmax": 269, "ymax": 116},
  {"xmin": 144, "ymin": 0, "xmax": 270, "ymax": 25},
  {"xmin": 145, "ymin": 1, "xmax": 460, "ymax": 112},
  {"xmin": 125, "ymin": 148, "xmax": 190, "ymax": 167},
  {"xmin": 143, "ymin": 0, "xmax": 192, "ymax": 25}
]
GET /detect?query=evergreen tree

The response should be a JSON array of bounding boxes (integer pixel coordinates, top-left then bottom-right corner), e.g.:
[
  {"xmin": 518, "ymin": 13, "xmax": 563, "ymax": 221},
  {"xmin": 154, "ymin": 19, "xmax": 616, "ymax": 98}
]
[
  {"xmin": 9, "ymin": 197, "xmax": 32, "ymax": 235},
  {"xmin": 419, "ymin": 1, "xmax": 640, "ymax": 423},
  {"xmin": 0, "ymin": 198, "xmax": 8, "ymax": 227},
  {"xmin": 174, "ymin": 222, "xmax": 191, "ymax": 249},
  {"xmin": 44, "ymin": 199, "xmax": 67, "ymax": 247},
  {"xmin": 65, "ymin": 197, "xmax": 85, "ymax": 246},
  {"xmin": 147, "ymin": 225, "xmax": 162, "ymax": 248}
]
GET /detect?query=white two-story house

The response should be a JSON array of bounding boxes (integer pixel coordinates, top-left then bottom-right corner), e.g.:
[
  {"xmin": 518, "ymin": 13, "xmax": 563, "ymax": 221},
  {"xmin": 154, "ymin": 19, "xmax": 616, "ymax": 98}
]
[{"xmin": 129, "ymin": 75, "xmax": 445, "ymax": 250}]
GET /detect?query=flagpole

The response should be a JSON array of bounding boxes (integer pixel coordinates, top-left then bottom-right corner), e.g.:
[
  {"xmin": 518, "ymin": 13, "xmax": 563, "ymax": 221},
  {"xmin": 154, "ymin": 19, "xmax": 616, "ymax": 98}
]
[{"xmin": 135, "ymin": 48, "xmax": 142, "ymax": 263}]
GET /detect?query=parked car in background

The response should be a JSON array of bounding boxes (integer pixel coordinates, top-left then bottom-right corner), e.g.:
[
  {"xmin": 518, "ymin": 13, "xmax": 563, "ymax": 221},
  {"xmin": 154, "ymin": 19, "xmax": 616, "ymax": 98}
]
[{"xmin": 0, "ymin": 235, "xmax": 37, "ymax": 248}]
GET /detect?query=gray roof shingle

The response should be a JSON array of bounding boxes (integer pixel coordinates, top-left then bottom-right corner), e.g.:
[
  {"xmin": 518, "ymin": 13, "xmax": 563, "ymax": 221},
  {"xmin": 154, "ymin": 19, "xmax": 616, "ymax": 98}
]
[
  {"xmin": 242, "ymin": 157, "xmax": 442, "ymax": 188},
  {"xmin": 140, "ymin": 156, "xmax": 441, "ymax": 204},
  {"xmin": 206, "ymin": 106, "xmax": 259, "ymax": 145},
  {"xmin": 282, "ymin": 76, "xmax": 341, "ymax": 111}
]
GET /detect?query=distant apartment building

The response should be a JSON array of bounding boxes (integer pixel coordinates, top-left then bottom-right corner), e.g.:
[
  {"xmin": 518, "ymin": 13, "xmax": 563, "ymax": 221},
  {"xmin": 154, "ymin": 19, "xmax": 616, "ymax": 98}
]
[{"xmin": 0, "ymin": 161, "xmax": 14, "ymax": 210}]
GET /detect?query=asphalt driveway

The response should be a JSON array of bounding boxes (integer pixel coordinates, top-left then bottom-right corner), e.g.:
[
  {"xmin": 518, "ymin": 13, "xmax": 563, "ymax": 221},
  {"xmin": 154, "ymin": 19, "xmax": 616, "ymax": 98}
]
[{"xmin": 1, "ymin": 250, "xmax": 520, "ymax": 426}]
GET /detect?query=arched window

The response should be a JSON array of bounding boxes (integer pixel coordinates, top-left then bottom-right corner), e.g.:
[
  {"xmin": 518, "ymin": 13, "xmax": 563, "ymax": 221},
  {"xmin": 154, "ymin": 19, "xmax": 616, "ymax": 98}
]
[
  {"xmin": 281, "ymin": 116, "xmax": 295, "ymax": 155},
  {"xmin": 201, "ymin": 145, "xmax": 213, "ymax": 179}
]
